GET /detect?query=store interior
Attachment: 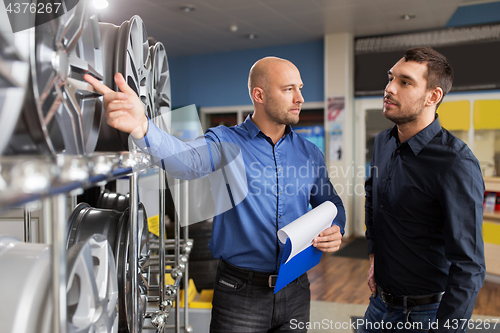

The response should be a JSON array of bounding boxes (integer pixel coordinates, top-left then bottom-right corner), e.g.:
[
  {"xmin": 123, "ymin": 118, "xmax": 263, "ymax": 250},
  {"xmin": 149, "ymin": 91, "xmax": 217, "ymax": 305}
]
[{"xmin": 1, "ymin": 0, "xmax": 500, "ymax": 332}]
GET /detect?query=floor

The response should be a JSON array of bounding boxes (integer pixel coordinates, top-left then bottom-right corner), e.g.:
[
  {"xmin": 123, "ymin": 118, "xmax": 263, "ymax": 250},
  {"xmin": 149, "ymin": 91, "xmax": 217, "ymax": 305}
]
[{"xmin": 309, "ymin": 237, "xmax": 500, "ymax": 317}]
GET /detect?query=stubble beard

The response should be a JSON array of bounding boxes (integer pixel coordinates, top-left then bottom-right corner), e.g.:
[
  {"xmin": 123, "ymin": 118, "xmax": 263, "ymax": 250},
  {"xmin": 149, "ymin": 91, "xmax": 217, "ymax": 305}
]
[
  {"xmin": 265, "ymin": 98, "xmax": 300, "ymax": 126},
  {"xmin": 383, "ymin": 95, "xmax": 426, "ymax": 126}
]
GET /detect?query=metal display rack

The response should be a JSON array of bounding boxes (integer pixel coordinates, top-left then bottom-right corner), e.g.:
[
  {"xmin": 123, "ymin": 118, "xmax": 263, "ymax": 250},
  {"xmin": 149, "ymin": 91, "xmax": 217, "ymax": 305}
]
[
  {"xmin": 1, "ymin": 0, "xmax": 184, "ymax": 330},
  {"xmin": 0, "ymin": 151, "xmax": 192, "ymax": 333}
]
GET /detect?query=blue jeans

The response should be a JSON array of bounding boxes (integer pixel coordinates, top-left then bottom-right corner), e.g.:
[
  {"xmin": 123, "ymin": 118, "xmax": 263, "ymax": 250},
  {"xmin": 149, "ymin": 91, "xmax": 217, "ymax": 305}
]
[
  {"xmin": 209, "ymin": 268, "xmax": 310, "ymax": 333},
  {"xmin": 358, "ymin": 293, "xmax": 439, "ymax": 333}
]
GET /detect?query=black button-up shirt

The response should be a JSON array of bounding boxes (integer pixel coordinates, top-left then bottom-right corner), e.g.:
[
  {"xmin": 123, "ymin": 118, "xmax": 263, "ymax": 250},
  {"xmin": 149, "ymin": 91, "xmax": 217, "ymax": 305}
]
[{"xmin": 365, "ymin": 115, "xmax": 485, "ymax": 327}]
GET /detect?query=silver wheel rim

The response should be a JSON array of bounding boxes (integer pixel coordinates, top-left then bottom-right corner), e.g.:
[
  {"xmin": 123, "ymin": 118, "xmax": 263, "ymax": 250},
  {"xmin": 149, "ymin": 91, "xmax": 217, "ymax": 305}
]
[
  {"xmin": 88, "ymin": 235, "xmax": 118, "ymax": 333},
  {"xmin": 28, "ymin": 0, "xmax": 103, "ymax": 155},
  {"xmin": 67, "ymin": 235, "xmax": 118, "ymax": 333},
  {"xmin": 150, "ymin": 42, "xmax": 171, "ymax": 132},
  {"xmin": 116, "ymin": 16, "xmax": 152, "ymax": 120},
  {"xmin": 0, "ymin": 8, "xmax": 30, "ymax": 155},
  {"xmin": 97, "ymin": 22, "xmax": 119, "ymax": 90},
  {"xmin": 95, "ymin": 22, "xmax": 125, "ymax": 152},
  {"xmin": 0, "ymin": 236, "xmax": 53, "ymax": 333},
  {"xmin": 96, "ymin": 16, "xmax": 151, "ymax": 152},
  {"xmin": 117, "ymin": 205, "xmax": 150, "ymax": 332}
]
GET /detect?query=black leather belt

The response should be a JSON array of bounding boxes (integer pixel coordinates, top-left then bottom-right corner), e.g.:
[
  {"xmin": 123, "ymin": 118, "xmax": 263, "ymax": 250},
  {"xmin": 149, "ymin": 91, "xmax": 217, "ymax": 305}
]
[
  {"xmin": 377, "ymin": 286, "xmax": 444, "ymax": 307},
  {"xmin": 219, "ymin": 260, "xmax": 278, "ymax": 288}
]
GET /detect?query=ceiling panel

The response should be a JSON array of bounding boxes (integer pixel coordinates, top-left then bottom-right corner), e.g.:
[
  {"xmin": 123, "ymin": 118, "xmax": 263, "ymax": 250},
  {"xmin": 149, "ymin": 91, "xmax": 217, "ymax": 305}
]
[
  {"xmin": 261, "ymin": 0, "xmax": 323, "ymax": 15},
  {"xmin": 94, "ymin": 0, "xmax": 500, "ymax": 57},
  {"xmin": 198, "ymin": 0, "xmax": 257, "ymax": 11}
]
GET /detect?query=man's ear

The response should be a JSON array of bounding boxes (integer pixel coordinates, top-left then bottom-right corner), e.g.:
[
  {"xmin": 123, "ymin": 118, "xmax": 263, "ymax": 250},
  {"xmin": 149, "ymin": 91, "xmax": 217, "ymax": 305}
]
[
  {"xmin": 253, "ymin": 87, "xmax": 264, "ymax": 104},
  {"xmin": 426, "ymin": 87, "xmax": 443, "ymax": 108}
]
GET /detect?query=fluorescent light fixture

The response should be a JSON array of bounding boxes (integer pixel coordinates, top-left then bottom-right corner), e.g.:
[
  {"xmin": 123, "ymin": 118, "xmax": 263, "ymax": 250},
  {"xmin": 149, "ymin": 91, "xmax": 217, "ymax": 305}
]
[{"xmin": 93, "ymin": 0, "xmax": 109, "ymax": 9}]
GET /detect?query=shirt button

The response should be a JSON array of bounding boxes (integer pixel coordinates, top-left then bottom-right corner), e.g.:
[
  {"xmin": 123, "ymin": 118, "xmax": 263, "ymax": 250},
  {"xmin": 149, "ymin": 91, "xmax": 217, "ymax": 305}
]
[
  {"xmin": 380, "ymin": 205, "xmax": 383, "ymax": 208},
  {"xmin": 280, "ymin": 191, "xmax": 282, "ymax": 194},
  {"xmin": 278, "ymin": 168, "xmax": 281, "ymax": 172},
  {"xmin": 279, "ymin": 215, "xmax": 282, "ymax": 218}
]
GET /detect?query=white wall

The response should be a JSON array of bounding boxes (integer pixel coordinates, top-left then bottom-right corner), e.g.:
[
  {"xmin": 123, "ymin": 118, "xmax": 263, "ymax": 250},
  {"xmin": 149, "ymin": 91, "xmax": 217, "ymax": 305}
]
[{"xmin": 324, "ymin": 33, "xmax": 357, "ymax": 237}]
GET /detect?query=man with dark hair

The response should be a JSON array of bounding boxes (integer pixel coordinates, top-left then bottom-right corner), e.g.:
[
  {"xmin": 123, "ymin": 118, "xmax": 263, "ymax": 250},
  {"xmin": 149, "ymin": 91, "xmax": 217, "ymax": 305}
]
[{"xmin": 361, "ymin": 47, "xmax": 485, "ymax": 333}]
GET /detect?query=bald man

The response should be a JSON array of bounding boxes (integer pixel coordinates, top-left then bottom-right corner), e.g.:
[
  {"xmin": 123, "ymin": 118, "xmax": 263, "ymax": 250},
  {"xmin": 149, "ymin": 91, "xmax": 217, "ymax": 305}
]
[{"xmin": 85, "ymin": 57, "xmax": 346, "ymax": 332}]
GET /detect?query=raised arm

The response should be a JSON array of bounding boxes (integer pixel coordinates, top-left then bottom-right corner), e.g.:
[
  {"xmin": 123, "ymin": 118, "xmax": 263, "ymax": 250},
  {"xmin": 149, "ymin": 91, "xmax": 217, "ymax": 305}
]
[{"xmin": 84, "ymin": 73, "xmax": 234, "ymax": 182}]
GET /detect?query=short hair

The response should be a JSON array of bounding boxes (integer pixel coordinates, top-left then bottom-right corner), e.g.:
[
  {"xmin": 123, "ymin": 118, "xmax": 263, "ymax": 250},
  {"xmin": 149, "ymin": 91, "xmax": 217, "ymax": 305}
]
[
  {"xmin": 248, "ymin": 62, "xmax": 269, "ymax": 102},
  {"xmin": 404, "ymin": 47, "xmax": 453, "ymax": 106},
  {"xmin": 247, "ymin": 56, "xmax": 285, "ymax": 102}
]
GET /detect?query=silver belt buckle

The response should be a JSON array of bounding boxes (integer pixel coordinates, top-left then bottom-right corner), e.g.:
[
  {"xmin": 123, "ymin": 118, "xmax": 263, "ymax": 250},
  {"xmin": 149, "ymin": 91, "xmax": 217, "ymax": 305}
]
[{"xmin": 268, "ymin": 275, "xmax": 277, "ymax": 288}]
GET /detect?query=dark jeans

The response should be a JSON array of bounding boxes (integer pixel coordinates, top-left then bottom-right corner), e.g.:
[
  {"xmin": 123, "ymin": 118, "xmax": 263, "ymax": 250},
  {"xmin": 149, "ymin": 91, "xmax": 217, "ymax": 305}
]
[
  {"xmin": 209, "ymin": 266, "xmax": 310, "ymax": 333},
  {"xmin": 358, "ymin": 293, "xmax": 439, "ymax": 333}
]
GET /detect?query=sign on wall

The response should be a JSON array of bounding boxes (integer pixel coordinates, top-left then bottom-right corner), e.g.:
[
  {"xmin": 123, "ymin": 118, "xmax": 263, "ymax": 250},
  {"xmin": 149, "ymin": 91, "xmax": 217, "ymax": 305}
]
[{"xmin": 327, "ymin": 96, "xmax": 345, "ymax": 162}]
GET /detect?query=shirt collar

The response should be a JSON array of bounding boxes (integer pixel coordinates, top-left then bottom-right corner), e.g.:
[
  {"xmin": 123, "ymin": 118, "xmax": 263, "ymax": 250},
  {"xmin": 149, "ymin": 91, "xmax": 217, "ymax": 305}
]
[
  {"xmin": 242, "ymin": 114, "xmax": 294, "ymax": 139},
  {"xmin": 389, "ymin": 114, "xmax": 442, "ymax": 156}
]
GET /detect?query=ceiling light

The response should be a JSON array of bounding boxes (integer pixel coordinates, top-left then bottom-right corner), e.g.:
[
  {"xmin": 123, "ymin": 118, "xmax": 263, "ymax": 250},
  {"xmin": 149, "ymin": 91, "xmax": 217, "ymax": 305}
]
[
  {"xmin": 401, "ymin": 14, "xmax": 416, "ymax": 20},
  {"xmin": 93, "ymin": 0, "xmax": 108, "ymax": 9},
  {"xmin": 230, "ymin": 24, "xmax": 238, "ymax": 33},
  {"xmin": 247, "ymin": 34, "xmax": 258, "ymax": 40},
  {"xmin": 180, "ymin": 4, "xmax": 196, "ymax": 12}
]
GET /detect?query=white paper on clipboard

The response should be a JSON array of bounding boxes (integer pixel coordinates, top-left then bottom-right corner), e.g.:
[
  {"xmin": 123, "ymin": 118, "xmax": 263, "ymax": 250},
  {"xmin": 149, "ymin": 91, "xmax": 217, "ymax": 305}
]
[{"xmin": 277, "ymin": 201, "xmax": 338, "ymax": 264}]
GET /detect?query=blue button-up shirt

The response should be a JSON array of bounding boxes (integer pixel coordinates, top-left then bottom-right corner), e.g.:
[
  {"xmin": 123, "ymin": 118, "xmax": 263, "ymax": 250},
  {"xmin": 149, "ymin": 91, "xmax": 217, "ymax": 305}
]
[
  {"xmin": 136, "ymin": 115, "xmax": 346, "ymax": 273},
  {"xmin": 365, "ymin": 115, "xmax": 485, "ymax": 327}
]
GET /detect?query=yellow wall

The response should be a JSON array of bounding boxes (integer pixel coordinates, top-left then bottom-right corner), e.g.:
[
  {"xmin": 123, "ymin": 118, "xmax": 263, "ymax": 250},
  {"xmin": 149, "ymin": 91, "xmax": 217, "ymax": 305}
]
[
  {"xmin": 474, "ymin": 100, "xmax": 500, "ymax": 130},
  {"xmin": 483, "ymin": 220, "xmax": 500, "ymax": 245},
  {"xmin": 438, "ymin": 101, "xmax": 470, "ymax": 131}
]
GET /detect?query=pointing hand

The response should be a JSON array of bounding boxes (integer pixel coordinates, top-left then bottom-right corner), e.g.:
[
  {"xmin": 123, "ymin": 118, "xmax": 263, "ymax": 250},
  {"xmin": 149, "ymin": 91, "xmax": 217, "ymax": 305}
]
[{"xmin": 84, "ymin": 73, "xmax": 148, "ymax": 139}]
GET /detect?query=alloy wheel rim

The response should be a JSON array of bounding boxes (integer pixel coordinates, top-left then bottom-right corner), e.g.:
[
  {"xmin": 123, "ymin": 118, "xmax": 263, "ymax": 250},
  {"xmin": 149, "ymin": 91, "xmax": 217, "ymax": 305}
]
[
  {"xmin": 150, "ymin": 42, "xmax": 171, "ymax": 132},
  {"xmin": 28, "ymin": 0, "xmax": 103, "ymax": 155},
  {"xmin": 0, "ymin": 9, "xmax": 30, "ymax": 155}
]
